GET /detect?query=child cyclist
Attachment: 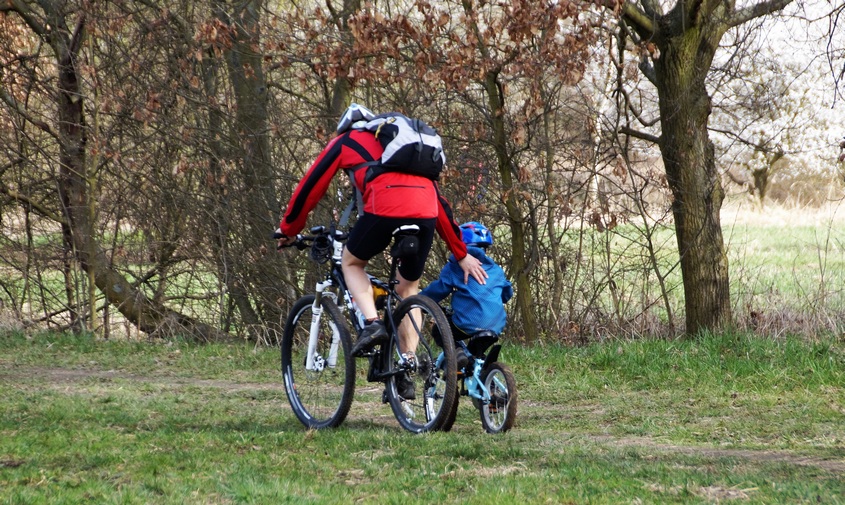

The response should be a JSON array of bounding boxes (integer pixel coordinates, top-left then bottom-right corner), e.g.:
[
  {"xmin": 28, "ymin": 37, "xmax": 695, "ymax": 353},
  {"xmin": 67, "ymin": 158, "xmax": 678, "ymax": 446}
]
[{"xmin": 421, "ymin": 222, "xmax": 513, "ymax": 366}]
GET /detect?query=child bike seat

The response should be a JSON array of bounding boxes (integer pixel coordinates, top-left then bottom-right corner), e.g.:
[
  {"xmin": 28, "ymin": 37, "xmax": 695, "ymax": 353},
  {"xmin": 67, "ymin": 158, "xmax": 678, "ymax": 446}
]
[{"xmin": 466, "ymin": 330, "xmax": 499, "ymax": 355}]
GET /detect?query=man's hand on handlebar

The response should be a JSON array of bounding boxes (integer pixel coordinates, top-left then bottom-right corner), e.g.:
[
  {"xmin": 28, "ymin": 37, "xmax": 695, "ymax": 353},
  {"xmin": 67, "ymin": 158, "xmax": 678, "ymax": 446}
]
[{"xmin": 274, "ymin": 228, "xmax": 297, "ymax": 249}]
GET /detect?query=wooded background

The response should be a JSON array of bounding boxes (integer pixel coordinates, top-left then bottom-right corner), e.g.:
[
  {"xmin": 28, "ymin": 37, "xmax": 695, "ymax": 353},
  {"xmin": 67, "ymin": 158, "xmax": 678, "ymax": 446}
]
[{"xmin": 1, "ymin": 0, "xmax": 843, "ymax": 342}]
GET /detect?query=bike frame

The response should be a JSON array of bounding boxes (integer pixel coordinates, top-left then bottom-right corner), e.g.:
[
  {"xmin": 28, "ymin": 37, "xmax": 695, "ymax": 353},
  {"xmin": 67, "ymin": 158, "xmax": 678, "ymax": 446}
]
[
  {"xmin": 295, "ymin": 224, "xmax": 435, "ymax": 382},
  {"xmin": 459, "ymin": 342, "xmax": 506, "ymax": 406},
  {"xmin": 463, "ymin": 359, "xmax": 491, "ymax": 403}
]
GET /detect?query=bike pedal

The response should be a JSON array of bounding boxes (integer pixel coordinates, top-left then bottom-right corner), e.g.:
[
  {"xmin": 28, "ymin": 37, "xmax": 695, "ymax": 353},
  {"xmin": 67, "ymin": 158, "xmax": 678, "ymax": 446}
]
[
  {"xmin": 357, "ymin": 349, "xmax": 377, "ymax": 359},
  {"xmin": 381, "ymin": 389, "xmax": 389, "ymax": 404}
]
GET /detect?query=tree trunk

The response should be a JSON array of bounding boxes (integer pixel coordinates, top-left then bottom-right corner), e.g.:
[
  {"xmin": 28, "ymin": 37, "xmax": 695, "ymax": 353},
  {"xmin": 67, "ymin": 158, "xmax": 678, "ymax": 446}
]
[
  {"xmin": 613, "ymin": 0, "xmax": 797, "ymax": 335},
  {"xmin": 752, "ymin": 150, "xmax": 782, "ymax": 204},
  {"xmin": 217, "ymin": 0, "xmax": 287, "ymax": 332},
  {"xmin": 654, "ymin": 24, "xmax": 732, "ymax": 335},
  {"xmin": 541, "ymin": 99, "xmax": 564, "ymax": 329},
  {"xmin": 484, "ymin": 72, "xmax": 539, "ymax": 341},
  {"xmin": 327, "ymin": 0, "xmax": 361, "ymax": 124}
]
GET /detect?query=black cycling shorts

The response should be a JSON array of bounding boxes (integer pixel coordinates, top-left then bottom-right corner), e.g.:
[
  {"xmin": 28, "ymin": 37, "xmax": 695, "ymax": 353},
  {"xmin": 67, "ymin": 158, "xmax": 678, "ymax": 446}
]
[{"xmin": 346, "ymin": 214, "xmax": 436, "ymax": 282}]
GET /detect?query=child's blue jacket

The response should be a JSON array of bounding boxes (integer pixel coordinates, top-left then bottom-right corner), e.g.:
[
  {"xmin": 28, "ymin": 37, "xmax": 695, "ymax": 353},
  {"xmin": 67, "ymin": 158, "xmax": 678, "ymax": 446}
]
[{"xmin": 421, "ymin": 246, "xmax": 513, "ymax": 336}]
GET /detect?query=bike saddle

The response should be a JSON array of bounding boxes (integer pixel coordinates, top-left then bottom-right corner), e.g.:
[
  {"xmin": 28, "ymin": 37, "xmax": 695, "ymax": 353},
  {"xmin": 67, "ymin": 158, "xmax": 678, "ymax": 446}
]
[
  {"xmin": 390, "ymin": 225, "xmax": 421, "ymax": 258},
  {"xmin": 391, "ymin": 224, "xmax": 420, "ymax": 236},
  {"xmin": 466, "ymin": 330, "xmax": 498, "ymax": 355}
]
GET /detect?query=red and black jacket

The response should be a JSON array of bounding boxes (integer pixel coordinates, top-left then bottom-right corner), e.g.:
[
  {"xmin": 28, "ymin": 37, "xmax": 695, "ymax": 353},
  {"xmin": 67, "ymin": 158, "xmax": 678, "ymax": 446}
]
[{"xmin": 280, "ymin": 130, "xmax": 468, "ymax": 260}]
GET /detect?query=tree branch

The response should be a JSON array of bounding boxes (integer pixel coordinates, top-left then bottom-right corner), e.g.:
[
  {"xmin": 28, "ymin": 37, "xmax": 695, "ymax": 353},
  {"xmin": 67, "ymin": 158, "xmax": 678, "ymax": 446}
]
[
  {"xmin": 827, "ymin": 7, "xmax": 845, "ymax": 103},
  {"xmin": 0, "ymin": 157, "xmax": 23, "ymax": 176},
  {"xmin": 619, "ymin": 86, "xmax": 659, "ymax": 127},
  {"xmin": 0, "ymin": 86, "xmax": 58, "ymax": 138},
  {"xmin": 709, "ymin": 126, "xmax": 793, "ymax": 156},
  {"xmin": 619, "ymin": 125, "xmax": 660, "ymax": 144},
  {"xmin": 0, "ymin": 184, "xmax": 68, "ymax": 224},
  {"xmin": 638, "ymin": 56, "xmax": 657, "ymax": 85},
  {"xmin": 614, "ymin": 20, "xmax": 657, "ymax": 85},
  {"xmin": 0, "ymin": 0, "xmax": 48, "ymax": 36},
  {"xmin": 729, "ymin": 0, "xmax": 794, "ymax": 27},
  {"xmin": 618, "ymin": 1, "xmax": 657, "ymax": 40},
  {"xmin": 69, "ymin": 14, "xmax": 86, "ymax": 55},
  {"xmin": 130, "ymin": 0, "xmax": 194, "ymax": 47}
]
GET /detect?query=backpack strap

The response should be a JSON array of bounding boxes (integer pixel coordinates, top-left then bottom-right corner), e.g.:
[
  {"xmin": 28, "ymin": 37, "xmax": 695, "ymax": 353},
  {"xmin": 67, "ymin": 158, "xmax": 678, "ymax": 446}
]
[
  {"xmin": 344, "ymin": 159, "xmax": 383, "ymax": 199},
  {"xmin": 338, "ymin": 186, "xmax": 361, "ymax": 228},
  {"xmin": 338, "ymin": 132, "xmax": 380, "ymax": 226},
  {"xmin": 346, "ymin": 160, "xmax": 379, "ymax": 173},
  {"xmin": 340, "ymin": 165, "xmax": 373, "ymax": 227}
]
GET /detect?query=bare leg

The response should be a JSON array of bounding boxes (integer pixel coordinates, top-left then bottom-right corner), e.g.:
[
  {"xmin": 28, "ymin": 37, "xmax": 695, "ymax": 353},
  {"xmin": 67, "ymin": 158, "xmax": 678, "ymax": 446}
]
[
  {"xmin": 395, "ymin": 272, "xmax": 420, "ymax": 354},
  {"xmin": 341, "ymin": 248, "xmax": 377, "ymax": 321}
]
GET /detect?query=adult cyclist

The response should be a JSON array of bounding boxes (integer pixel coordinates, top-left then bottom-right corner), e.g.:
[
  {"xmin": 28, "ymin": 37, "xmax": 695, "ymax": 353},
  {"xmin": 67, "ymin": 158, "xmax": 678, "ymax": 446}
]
[{"xmin": 277, "ymin": 104, "xmax": 487, "ymax": 360}]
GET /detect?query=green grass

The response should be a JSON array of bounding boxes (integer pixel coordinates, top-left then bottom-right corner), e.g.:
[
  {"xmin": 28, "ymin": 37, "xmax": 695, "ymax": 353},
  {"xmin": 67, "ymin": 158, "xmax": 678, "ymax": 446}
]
[
  {"xmin": 1, "ymin": 331, "xmax": 843, "ymax": 503},
  {"xmin": 683, "ymin": 220, "xmax": 843, "ymax": 307}
]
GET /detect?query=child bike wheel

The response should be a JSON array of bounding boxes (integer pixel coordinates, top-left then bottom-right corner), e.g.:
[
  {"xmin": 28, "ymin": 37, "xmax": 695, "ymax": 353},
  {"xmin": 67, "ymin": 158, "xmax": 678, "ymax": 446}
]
[
  {"xmin": 384, "ymin": 295, "xmax": 457, "ymax": 433},
  {"xmin": 479, "ymin": 362, "xmax": 517, "ymax": 434},
  {"xmin": 281, "ymin": 295, "xmax": 355, "ymax": 429}
]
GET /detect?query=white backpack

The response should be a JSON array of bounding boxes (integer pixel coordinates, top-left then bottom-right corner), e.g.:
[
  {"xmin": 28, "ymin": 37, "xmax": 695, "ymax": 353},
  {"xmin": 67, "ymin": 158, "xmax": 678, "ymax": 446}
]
[{"xmin": 351, "ymin": 113, "xmax": 445, "ymax": 182}]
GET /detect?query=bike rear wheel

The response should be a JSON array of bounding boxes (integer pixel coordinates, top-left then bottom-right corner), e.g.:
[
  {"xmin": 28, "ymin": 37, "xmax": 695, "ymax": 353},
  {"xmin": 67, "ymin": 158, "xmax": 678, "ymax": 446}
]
[
  {"xmin": 281, "ymin": 295, "xmax": 355, "ymax": 429},
  {"xmin": 384, "ymin": 294, "xmax": 457, "ymax": 433},
  {"xmin": 479, "ymin": 362, "xmax": 517, "ymax": 434},
  {"xmin": 440, "ymin": 384, "xmax": 460, "ymax": 432}
]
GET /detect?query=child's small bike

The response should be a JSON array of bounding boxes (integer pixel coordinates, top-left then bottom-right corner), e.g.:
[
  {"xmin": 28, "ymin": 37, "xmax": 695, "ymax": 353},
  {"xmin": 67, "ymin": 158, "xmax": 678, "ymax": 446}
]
[{"xmin": 440, "ymin": 320, "xmax": 517, "ymax": 434}]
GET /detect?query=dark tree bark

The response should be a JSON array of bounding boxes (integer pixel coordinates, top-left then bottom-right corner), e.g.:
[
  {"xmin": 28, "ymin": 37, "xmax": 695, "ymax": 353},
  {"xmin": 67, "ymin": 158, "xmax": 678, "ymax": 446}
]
[{"xmin": 215, "ymin": 0, "xmax": 280, "ymax": 332}]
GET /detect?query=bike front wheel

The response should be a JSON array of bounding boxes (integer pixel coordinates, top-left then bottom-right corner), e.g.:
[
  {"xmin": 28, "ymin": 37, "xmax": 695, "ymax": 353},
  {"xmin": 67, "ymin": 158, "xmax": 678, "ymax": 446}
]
[
  {"xmin": 384, "ymin": 294, "xmax": 457, "ymax": 433},
  {"xmin": 281, "ymin": 295, "xmax": 355, "ymax": 429},
  {"xmin": 479, "ymin": 362, "xmax": 517, "ymax": 434}
]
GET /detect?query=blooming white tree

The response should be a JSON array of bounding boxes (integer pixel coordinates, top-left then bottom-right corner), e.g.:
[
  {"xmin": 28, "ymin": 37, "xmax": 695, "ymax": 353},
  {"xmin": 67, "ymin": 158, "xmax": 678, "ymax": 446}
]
[{"xmin": 711, "ymin": 0, "xmax": 845, "ymax": 203}]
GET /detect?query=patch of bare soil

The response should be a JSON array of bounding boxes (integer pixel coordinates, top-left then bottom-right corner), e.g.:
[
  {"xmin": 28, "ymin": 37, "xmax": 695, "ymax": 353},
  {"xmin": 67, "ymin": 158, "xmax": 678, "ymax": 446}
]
[
  {"xmin": 592, "ymin": 435, "xmax": 845, "ymax": 474},
  {"xmin": 3, "ymin": 365, "xmax": 844, "ymax": 474},
  {"xmin": 0, "ymin": 365, "xmax": 286, "ymax": 392}
]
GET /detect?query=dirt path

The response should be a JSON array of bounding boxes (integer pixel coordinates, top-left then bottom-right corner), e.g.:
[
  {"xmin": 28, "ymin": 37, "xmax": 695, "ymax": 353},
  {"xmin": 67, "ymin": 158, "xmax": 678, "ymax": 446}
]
[
  {"xmin": 591, "ymin": 435, "xmax": 845, "ymax": 473},
  {"xmin": 2, "ymin": 365, "xmax": 287, "ymax": 392},
  {"xmin": 4, "ymin": 365, "xmax": 844, "ymax": 474}
]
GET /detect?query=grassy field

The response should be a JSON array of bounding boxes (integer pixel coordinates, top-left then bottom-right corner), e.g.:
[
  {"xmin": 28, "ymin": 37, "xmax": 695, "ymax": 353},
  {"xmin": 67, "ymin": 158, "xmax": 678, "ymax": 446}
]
[
  {"xmin": 723, "ymin": 202, "xmax": 845, "ymax": 314},
  {"xmin": 1, "ymin": 331, "xmax": 843, "ymax": 504}
]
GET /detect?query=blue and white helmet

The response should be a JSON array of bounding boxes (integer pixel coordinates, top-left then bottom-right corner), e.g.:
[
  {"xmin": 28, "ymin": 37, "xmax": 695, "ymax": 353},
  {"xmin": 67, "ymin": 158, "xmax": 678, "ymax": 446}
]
[
  {"xmin": 460, "ymin": 221, "xmax": 493, "ymax": 248},
  {"xmin": 336, "ymin": 103, "xmax": 375, "ymax": 134}
]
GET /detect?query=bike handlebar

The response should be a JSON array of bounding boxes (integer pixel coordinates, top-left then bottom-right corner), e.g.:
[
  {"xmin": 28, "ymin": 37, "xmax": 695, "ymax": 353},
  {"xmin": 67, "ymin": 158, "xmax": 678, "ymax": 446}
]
[
  {"xmin": 274, "ymin": 227, "xmax": 348, "ymax": 251},
  {"xmin": 277, "ymin": 236, "xmax": 307, "ymax": 251}
]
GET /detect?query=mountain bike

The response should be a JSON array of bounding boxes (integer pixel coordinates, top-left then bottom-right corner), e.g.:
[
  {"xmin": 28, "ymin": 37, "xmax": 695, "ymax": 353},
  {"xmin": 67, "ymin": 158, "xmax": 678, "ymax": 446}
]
[
  {"xmin": 277, "ymin": 223, "xmax": 458, "ymax": 433},
  {"xmin": 440, "ymin": 323, "xmax": 517, "ymax": 434}
]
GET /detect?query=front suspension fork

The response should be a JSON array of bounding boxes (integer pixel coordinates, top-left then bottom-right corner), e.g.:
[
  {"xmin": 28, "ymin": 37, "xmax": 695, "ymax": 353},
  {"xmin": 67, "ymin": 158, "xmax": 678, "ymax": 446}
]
[{"xmin": 306, "ymin": 279, "xmax": 341, "ymax": 370}]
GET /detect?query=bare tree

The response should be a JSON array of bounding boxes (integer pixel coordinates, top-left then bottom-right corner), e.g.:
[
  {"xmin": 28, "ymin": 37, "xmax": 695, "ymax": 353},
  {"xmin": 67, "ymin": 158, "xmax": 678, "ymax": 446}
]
[
  {"xmin": 332, "ymin": 0, "xmax": 597, "ymax": 340},
  {"xmin": 0, "ymin": 0, "xmax": 233, "ymax": 340}
]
